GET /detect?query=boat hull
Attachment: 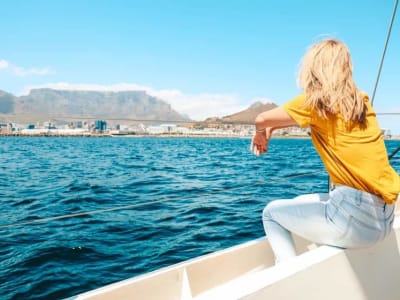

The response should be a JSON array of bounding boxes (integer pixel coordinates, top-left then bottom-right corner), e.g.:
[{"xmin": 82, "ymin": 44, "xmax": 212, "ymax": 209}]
[{"xmin": 68, "ymin": 208, "xmax": 400, "ymax": 300}]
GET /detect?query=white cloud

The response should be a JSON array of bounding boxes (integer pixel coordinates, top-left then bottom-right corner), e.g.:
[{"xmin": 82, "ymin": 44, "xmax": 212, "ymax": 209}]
[
  {"xmin": 151, "ymin": 90, "xmax": 247, "ymax": 120},
  {"xmin": 0, "ymin": 59, "xmax": 9, "ymax": 69},
  {"xmin": 22, "ymin": 82, "xmax": 260, "ymax": 121},
  {"xmin": 13, "ymin": 66, "xmax": 53, "ymax": 76},
  {"xmin": 0, "ymin": 59, "xmax": 53, "ymax": 76},
  {"xmin": 250, "ymin": 97, "xmax": 275, "ymax": 105}
]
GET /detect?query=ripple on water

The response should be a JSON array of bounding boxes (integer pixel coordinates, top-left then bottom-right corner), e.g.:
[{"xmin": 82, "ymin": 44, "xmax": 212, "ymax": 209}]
[{"xmin": 1, "ymin": 137, "xmax": 397, "ymax": 300}]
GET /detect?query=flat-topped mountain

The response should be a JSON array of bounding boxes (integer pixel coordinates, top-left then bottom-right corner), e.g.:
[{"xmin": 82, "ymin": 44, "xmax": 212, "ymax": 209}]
[
  {"xmin": 0, "ymin": 88, "xmax": 189, "ymax": 121},
  {"xmin": 0, "ymin": 89, "xmax": 279, "ymax": 124}
]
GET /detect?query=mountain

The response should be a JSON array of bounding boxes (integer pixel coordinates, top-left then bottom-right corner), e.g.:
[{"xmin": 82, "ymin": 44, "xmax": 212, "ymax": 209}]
[
  {"xmin": 0, "ymin": 90, "xmax": 17, "ymax": 114},
  {"xmin": 0, "ymin": 88, "xmax": 190, "ymax": 121},
  {"xmin": 0, "ymin": 89, "xmax": 279, "ymax": 125},
  {"xmin": 205, "ymin": 101, "xmax": 278, "ymax": 124}
]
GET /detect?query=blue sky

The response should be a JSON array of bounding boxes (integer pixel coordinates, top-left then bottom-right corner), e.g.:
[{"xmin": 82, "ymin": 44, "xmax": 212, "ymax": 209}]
[{"xmin": 0, "ymin": 0, "xmax": 399, "ymax": 132}]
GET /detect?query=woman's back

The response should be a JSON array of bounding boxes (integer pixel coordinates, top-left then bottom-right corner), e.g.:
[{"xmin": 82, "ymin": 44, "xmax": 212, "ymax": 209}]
[{"xmin": 284, "ymin": 93, "xmax": 400, "ymax": 203}]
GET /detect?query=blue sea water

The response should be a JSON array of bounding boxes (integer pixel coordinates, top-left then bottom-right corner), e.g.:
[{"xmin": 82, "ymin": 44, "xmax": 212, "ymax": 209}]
[{"xmin": 0, "ymin": 137, "xmax": 399, "ymax": 300}]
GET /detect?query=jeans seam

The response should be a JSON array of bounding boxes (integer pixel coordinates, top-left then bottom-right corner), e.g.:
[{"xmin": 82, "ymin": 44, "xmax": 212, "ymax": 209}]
[{"xmin": 330, "ymin": 201, "xmax": 380, "ymax": 231}]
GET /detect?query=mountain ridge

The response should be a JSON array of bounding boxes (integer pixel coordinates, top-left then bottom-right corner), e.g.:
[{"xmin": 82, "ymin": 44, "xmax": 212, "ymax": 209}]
[
  {"xmin": 0, "ymin": 88, "xmax": 189, "ymax": 122},
  {"xmin": 0, "ymin": 88, "xmax": 278, "ymax": 124},
  {"xmin": 205, "ymin": 102, "xmax": 277, "ymax": 124}
]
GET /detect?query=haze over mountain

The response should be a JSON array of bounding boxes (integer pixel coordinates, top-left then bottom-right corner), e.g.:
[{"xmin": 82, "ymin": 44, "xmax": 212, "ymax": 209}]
[
  {"xmin": 0, "ymin": 88, "xmax": 190, "ymax": 121},
  {"xmin": 0, "ymin": 88, "xmax": 277, "ymax": 124}
]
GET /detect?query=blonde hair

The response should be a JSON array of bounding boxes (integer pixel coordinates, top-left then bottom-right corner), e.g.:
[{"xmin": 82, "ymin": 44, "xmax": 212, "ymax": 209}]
[{"xmin": 298, "ymin": 39, "xmax": 366, "ymax": 124}]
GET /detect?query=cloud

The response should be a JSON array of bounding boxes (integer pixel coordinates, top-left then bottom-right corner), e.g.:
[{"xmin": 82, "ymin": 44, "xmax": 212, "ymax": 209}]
[
  {"xmin": 250, "ymin": 97, "xmax": 275, "ymax": 105},
  {"xmin": 22, "ymin": 82, "xmax": 260, "ymax": 121},
  {"xmin": 151, "ymin": 89, "xmax": 247, "ymax": 120},
  {"xmin": 0, "ymin": 59, "xmax": 53, "ymax": 76},
  {"xmin": 0, "ymin": 59, "xmax": 10, "ymax": 69}
]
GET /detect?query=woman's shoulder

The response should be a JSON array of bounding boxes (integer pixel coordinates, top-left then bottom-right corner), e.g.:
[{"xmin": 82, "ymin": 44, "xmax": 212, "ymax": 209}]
[
  {"xmin": 284, "ymin": 94, "xmax": 307, "ymax": 107},
  {"xmin": 359, "ymin": 91, "xmax": 370, "ymax": 103}
]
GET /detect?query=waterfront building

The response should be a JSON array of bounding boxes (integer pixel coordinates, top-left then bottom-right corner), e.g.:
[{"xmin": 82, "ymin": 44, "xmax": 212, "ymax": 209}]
[{"xmin": 94, "ymin": 120, "xmax": 107, "ymax": 133}]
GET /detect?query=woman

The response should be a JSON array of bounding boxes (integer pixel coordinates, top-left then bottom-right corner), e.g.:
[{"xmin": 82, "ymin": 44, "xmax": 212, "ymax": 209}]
[{"xmin": 251, "ymin": 39, "xmax": 400, "ymax": 263}]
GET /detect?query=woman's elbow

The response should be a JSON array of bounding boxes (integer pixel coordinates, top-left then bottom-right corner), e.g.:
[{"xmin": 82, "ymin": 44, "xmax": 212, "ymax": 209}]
[{"xmin": 255, "ymin": 114, "xmax": 265, "ymax": 126}]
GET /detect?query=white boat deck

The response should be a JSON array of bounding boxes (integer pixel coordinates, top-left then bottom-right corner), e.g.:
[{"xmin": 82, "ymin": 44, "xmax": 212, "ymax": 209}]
[{"xmin": 68, "ymin": 205, "xmax": 400, "ymax": 300}]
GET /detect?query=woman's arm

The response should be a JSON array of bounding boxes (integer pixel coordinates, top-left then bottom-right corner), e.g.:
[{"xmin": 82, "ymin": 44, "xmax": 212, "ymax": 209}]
[
  {"xmin": 251, "ymin": 106, "xmax": 297, "ymax": 156},
  {"xmin": 255, "ymin": 106, "xmax": 297, "ymax": 131}
]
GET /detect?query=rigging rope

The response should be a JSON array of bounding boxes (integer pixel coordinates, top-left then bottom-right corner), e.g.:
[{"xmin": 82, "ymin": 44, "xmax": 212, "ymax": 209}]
[
  {"xmin": 42, "ymin": 112, "xmax": 400, "ymax": 125},
  {"xmin": 370, "ymin": 0, "xmax": 400, "ymax": 161},
  {"xmin": 371, "ymin": 0, "xmax": 398, "ymax": 105},
  {"xmin": 329, "ymin": 0, "xmax": 399, "ymax": 191}
]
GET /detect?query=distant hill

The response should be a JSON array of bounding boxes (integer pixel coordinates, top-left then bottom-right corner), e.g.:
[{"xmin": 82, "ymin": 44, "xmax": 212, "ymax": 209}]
[
  {"xmin": 0, "ymin": 88, "xmax": 279, "ymax": 125},
  {"xmin": 0, "ymin": 88, "xmax": 190, "ymax": 122},
  {"xmin": 0, "ymin": 90, "xmax": 17, "ymax": 114},
  {"xmin": 205, "ymin": 101, "xmax": 278, "ymax": 124}
]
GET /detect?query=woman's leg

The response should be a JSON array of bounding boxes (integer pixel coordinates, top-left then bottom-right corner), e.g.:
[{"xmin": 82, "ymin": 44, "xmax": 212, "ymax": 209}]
[
  {"xmin": 262, "ymin": 193, "xmax": 337, "ymax": 263},
  {"xmin": 327, "ymin": 186, "xmax": 394, "ymax": 247},
  {"xmin": 262, "ymin": 187, "xmax": 395, "ymax": 263}
]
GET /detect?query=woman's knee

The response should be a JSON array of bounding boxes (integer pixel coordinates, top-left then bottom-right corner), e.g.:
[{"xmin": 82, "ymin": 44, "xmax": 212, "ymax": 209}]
[
  {"xmin": 262, "ymin": 200, "xmax": 283, "ymax": 221},
  {"xmin": 262, "ymin": 204, "xmax": 272, "ymax": 221}
]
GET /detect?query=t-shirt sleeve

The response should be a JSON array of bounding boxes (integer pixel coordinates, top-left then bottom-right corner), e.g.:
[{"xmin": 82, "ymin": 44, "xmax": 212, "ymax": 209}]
[{"xmin": 283, "ymin": 94, "xmax": 311, "ymax": 128}]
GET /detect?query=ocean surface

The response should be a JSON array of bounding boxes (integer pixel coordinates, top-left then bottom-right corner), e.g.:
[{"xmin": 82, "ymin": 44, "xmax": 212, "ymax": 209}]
[{"xmin": 0, "ymin": 137, "xmax": 399, "ymax": 300}]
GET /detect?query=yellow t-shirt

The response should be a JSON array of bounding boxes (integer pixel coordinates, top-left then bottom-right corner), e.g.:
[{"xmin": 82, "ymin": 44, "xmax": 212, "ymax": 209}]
[{"xmin": 283, "ymin": 94, "xmax": 400, "ymax": 204}]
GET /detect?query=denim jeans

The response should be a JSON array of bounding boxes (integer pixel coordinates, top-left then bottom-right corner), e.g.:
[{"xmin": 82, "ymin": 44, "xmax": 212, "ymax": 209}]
[{"xmin": 262, "ymin": 185, "xmax": 395, "ymax": 263}]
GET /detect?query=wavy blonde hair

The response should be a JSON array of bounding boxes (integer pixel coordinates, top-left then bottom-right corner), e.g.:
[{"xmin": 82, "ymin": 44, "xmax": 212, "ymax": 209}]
[{"xmin": 298, "ymin": 39, "xmax": 366, "ymax": 124}]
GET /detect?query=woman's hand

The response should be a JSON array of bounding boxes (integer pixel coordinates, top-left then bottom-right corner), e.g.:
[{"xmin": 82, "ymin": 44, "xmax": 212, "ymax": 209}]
[
  {"xmin": 250, "ymin": 127, "xmax": 273, "ymax": 156},
  {"xmin": 250, "ymin": 106, "xmax": 297, "ymax": 156}
]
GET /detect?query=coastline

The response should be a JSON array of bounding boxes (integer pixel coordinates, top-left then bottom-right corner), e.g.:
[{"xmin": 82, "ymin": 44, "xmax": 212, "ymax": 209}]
[
  {"xmin": 1, "ymin": 133, "xmax": 399, "ymax": 140},
  {"xmin": 0, "ymin": 132, "xmax": 312, "ymax": 139}
]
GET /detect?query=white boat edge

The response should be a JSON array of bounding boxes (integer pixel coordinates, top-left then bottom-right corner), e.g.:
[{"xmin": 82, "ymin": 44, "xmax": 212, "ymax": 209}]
[{"xmin": 66, "ymin": 205, "xmax": 400, "ymax": 300}]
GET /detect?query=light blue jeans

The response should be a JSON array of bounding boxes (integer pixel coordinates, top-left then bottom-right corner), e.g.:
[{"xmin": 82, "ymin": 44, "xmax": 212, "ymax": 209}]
[{"xmin": 262, "ymin": 185, "xmax": 395, "ymax": 263}]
